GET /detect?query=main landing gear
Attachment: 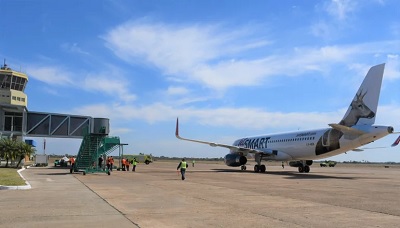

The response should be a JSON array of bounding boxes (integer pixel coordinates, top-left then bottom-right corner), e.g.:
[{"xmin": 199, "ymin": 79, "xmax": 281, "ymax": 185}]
[
  {"xmin": 298, "ymin": 164, "xmax": 310, "ymax": 173},
  {"xmin": 241, "ymin": 165, "xmax": 247, "ymax": 171},
  {"xmin": 254, "ymin": 164, "xmax": 266, "ymax": 173},
  {"xmin": 253, "ymin": 153, "xmax": 266, "ymax": 173}
]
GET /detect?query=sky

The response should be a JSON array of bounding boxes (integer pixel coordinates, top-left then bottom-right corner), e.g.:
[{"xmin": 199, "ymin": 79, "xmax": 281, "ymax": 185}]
[{"xmin": 1, "ymin": 0, "xmax": 399, "ymax": 162}]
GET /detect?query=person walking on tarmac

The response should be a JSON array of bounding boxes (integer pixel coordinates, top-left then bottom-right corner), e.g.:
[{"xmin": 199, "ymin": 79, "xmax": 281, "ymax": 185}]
[
  {"xmin": 122, "ymin": 157, "xmax": 126, "ymax": 171},
  {"xmin": 69, "ymin": 156, "xmax": 76, "ymax": 174},
  {"xmin": 132, "ymin": 158, "xmax": 137, "ymax": 172},
  {"xmin": 177, "ymin": 158, "xmax": 188, "ymax": 180},
  {"xmin": 70, "ymin": 156, "xmax": 75, "ymax": 169},
  {"xmin": 106, "ymin": 156, "xmax": 110, "ymax": 170},
  {"xmin": 125, "ymin": 159, "xmax": 130, "ymax": 171},
  {"xmin": 110, "ymin": 156, "xmax": 114, "ymax": 171}
]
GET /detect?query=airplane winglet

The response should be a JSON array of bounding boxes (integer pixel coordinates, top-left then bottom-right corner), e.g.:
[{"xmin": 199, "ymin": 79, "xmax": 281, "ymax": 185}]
[
  {"xmin": 391, "ymin": 135, "xmax": 400, "ymax": 147},
  {"xmin": 175, "ymin": 118, "xmax": 179, "ymax": 138}
]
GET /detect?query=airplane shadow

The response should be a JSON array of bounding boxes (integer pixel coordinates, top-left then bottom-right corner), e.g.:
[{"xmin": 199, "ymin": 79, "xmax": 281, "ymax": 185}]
[{"xmin": 209, "ymin": 169, "xmax": 357, "ymax": 180}]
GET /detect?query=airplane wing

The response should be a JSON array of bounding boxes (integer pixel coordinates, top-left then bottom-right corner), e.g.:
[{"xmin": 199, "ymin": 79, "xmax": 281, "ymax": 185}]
[
  {"xmin": 352, "ymin": 136, "xmax": 400, "ymax": 151},
  {"xmin": 175, "ymin": 118, "xmax": 274, "ymax": 156}
]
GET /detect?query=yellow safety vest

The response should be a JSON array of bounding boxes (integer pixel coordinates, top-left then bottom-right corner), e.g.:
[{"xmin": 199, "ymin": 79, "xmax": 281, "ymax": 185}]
[{"xmin": 181, "ymin": 161, "xmax": 187, "ymax": 169}]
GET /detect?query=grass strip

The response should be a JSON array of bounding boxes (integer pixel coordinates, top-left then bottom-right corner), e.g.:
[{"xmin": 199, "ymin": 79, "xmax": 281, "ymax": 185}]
[{"xmin": 0, "ymin": 168, "xmax": 26, "ymax": 186}]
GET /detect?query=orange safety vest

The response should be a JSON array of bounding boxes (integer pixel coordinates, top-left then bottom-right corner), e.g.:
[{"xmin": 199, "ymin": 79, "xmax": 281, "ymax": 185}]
[
  {"xmin": 122, "ymin": 158, "xmax": 126, "ymax": 165},
  {"xmin": 70, "ymin": 157, "xmax": 75, "ymax": 164}
]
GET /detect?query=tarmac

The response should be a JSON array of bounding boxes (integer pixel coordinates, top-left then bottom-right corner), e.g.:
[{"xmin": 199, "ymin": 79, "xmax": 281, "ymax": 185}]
[{"xmin": 1, "ymin": 161, "xmax": 400, "ymax": 228}]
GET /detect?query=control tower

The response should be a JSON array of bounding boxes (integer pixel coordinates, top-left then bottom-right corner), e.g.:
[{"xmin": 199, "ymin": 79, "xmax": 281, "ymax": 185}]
[{"xmin": 0, "ymin": 62, "xmax": 28, "ymax": 139}]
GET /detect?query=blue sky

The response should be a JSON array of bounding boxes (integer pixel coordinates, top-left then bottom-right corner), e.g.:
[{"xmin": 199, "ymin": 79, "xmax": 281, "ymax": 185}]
[{"xmin": 1, "ymin": 0, "xmax": 400, "ymax": 162}]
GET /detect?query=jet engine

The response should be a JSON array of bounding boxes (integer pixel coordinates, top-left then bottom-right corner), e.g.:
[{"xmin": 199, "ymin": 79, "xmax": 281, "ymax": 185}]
[
  {"xmin": 224, "ymin": 154, "xmax": 247, "ymax": 167},
  {"xmin": 289, "ymin": 160, "xmax": 313, "ymax": 167}
]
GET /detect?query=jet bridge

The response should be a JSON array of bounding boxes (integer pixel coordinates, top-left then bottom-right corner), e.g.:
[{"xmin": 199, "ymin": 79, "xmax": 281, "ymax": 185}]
[{"xmin": 26, "ymin": 111, "xmax": 105, "ymax": 138}]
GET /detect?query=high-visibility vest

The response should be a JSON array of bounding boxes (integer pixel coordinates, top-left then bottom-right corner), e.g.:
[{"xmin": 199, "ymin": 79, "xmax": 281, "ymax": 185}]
[
  {"xmin": 181, "ymin": 161, "xmax": 187, "ymax": 169},
  {"xmin": 70, "ymin": 157, "xmax": 75, "ymax": 164},
  {"xmin": 133, "ymin": 161, "xmax": 137, "ymax": 166},
  {"xmin": 122, "ymin": 159, "xmax": 126, "ymax": 165}
]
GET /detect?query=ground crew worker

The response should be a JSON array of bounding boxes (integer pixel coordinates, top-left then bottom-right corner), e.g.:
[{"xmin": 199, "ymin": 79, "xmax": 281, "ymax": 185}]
[
  {"xmin": 132, "ymin": 158, "xmax": 137, "ymax": 172},
  {"xmin": 70, "ymin": 156, "xmax": 75, "ymax": 169},
  {"xmin": 177, "ymin": 158, "xmax": 188, "ymax": 180},
  {"xmin": 125, "ymin": 159, "xmax": 130, "ymax": 171},
  {"xmin": 192, "ymin": 160, "xmax": 195, "ymax": 167},
  {"xmin": 110, "ymin": 156, "xmax": 114, "ymax": 171},
  {"xmin": 106, "ymin": 156, "xmax": 110, "ymax": 170},
  {"xmin": 122, "ymin": 157, "xmax": 126, "ymax": 171},
  {"xmin": 282, "ymin": 161, "xmax": 285, "ymax": 169}
]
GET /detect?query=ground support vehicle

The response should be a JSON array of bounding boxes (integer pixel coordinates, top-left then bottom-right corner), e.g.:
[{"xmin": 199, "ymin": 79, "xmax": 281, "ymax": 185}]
[
  {"xmin": 125, "ymin": 154, "xmax": 153, "ymax": 165},
  {"xmin": 54, "ymin": 159, "xmax": 68, "ymax": 167}
]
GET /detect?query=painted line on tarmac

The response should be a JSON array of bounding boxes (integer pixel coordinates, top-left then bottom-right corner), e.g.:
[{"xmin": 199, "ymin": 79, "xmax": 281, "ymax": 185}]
[{"xmin": 74, "ymin": 176, "xmax": 141, "ymax": 227}]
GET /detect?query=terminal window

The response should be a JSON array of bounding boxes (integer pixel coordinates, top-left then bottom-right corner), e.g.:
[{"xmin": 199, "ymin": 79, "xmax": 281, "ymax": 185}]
[{"xmin": 3, "ymin": 112, "xmax": 23, "ymax": 131}]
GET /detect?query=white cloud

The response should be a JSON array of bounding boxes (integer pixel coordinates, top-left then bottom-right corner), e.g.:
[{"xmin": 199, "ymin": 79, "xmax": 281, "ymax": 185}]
[
  {"xmin": 103, "ymin": 22, "xmax": 227, "ymax": 74},
  {"xmin": 72, "ymin": 102, "xmax": 341, "ymax": 130},
  {"xmin": 310, "ymin": 21, "xmax": 334, "ymax": 39},
  {"xmin": 61, "ymin": 43, "xmax": 90, "ymax": 55},
  {"xmin": 27, "ymin": 66, "xmax": 75, "ymax": 86},
  {"xmin": 84, "ymin": 75, "xmax": 136, "ymax": 102},
  {"xmin": 103, "ymin": 21, "xmax": 275, "ymax": 90},
  {"xmin": 104, "ymin": 21, "xmax": 400, "ymax": 92},
  {"xmin": 27, "ymin": 64, "xmax": 136, "ymax": 103},
  {"xmin": 325, "ymin": 0, "xmax": 357, "ymax": 21},
  {"xmin": 384, "ymin": 54, "xmax": 400, "ymax": 80},
  {"xmin": 166, "ymin": 86, "xmax": 189, "ymax": 96}
]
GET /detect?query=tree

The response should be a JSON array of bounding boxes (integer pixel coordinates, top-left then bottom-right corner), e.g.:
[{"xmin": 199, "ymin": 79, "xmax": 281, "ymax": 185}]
[
  {"xmin": 0, "ymin": 138, "xmax": 36, "ymax": 168},
  {"xmin": 0, "ymin": 138, "xmax": 17, "ymax": 167},
  {"xmin": 15, "ymin": 141, "xmax": 36, "ymax": 168}
]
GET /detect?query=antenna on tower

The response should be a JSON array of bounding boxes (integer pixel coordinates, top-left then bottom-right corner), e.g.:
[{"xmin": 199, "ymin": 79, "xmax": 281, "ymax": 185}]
[{"xmin": 1, "ymin": 59, "xmax": 8, "ymax": 70}]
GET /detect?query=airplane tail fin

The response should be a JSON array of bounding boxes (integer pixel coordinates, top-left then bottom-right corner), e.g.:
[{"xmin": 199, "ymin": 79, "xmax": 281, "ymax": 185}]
[
  {"xmin": 339, "ymin": 64, "xmax": 385, "ymax": 127},
  {"xmin": 391, "ymin": 136, "xmax": 400, "ymax": 147}
]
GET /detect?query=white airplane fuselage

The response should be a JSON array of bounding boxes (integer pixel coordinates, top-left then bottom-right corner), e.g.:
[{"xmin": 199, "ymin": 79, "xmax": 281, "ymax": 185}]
[{"xmin": 232, "ymin": 125, "xmax": 393, "ymax": 161}]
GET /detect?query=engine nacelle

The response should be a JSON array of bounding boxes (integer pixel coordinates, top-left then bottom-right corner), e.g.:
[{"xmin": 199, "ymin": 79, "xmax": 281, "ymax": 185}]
[
  {"xmin": 289, "ymin": 160, "xmax": 313, "ymax": 167},
  {"xmin": 224, "ymin": 154, "xmax": 247, "ymax": 167}
]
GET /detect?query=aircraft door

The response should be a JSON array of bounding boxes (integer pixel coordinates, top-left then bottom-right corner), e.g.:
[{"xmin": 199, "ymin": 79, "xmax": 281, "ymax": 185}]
[{"xmin": 322, "ymin": 129, "xmax": 331, "ymax": 147}]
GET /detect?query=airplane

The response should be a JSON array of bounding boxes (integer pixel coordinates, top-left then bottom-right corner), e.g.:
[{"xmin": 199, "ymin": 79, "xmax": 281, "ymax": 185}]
[{"xmin": 175, "ymin": 63, "xmax": 398, "ymax": 173}]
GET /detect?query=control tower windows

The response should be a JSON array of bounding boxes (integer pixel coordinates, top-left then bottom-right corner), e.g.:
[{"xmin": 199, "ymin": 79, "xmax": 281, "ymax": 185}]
[
  {"xmin": 11, "ymin": 77, "xmax": 26, "ymax": 91},
  {"xmin": 0, "ymin": 74, "xmax": 27, "ymax": 91},
  {"xmin": 0, "ymin": 74, "xmax": 11, "ymax": 89}
]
